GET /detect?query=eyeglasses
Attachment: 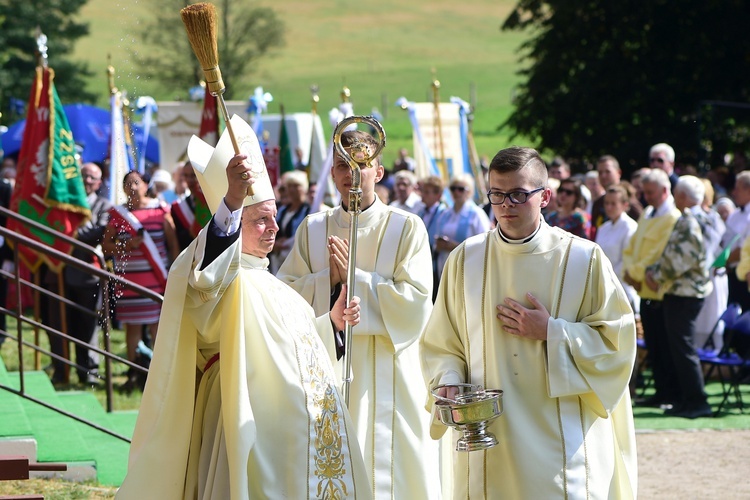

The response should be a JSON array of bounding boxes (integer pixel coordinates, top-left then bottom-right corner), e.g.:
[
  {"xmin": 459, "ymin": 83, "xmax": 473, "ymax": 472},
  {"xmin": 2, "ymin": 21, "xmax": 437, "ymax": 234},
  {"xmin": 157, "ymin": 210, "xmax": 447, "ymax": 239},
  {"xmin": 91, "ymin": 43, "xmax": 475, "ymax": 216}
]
[
  {"xmin": 557, "ymin": 188, "xmax": 576, "ymax": 196},
  {"xmin": 83, "ymin": 175, "xmax": 102, "ymax": 181},
  {"xmin": 449, "ymin": 185, "xmax": 468, "ymax": 193},
  {"xmin": 649, "ymin": 157, "xmax": 665, "ymax": 164},
  {"xmin": 487, "ymin": 187, "xmax": 544, "ymax": 205}
]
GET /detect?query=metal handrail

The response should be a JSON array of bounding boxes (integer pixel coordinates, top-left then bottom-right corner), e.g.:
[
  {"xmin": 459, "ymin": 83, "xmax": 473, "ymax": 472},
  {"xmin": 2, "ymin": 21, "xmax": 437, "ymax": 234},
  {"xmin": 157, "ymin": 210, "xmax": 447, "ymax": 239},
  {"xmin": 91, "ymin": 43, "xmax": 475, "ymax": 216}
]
[{"xmin": 0, "ymin": 206, "xmax": 164, "ymax": 443}]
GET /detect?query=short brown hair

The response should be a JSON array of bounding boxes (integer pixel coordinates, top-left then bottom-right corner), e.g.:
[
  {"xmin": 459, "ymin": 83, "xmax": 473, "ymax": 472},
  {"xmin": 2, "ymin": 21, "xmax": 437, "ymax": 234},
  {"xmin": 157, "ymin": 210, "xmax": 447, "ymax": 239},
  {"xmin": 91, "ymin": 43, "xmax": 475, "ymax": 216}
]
[
  {"xmin": 419, "ymin": 175, "xmax": 444, "ymax": 193},
  {"xmin": 597, "ymin": 155, "xmax": 620, "ymax": 172},
  {"xmin": 605, "ymin": 185, "xmax": 629, "ymax": 204},
  {"xmin": 489, "ymin": 146, "xmax": 547, "ymax": 187}
]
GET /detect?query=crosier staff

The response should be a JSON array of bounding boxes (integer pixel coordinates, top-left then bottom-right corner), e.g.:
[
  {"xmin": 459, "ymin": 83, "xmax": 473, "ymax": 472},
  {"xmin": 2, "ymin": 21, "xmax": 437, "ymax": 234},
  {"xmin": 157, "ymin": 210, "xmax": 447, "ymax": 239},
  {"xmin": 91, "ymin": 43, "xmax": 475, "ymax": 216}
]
[{"xmin": 332, "ymin": 115, "xmax": 386, "ymax": 406}]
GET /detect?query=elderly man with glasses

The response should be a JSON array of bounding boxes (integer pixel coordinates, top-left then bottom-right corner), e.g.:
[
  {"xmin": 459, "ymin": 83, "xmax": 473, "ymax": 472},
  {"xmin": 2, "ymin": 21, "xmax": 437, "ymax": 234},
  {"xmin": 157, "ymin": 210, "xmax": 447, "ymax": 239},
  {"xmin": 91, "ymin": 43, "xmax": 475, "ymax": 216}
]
[
  {"xmin": 623, "ymin": 168, "xmax": 682, "ymax": 410},
  {"xmin": 421, "ymin": 146, "xmax": 637, "ymax": 498},
  {"xmin": 649, "ymin": 143, "xmax": 679, "ymax": 191},
  {"xmin": 61, "ymin": 162, "xmax": 112, "ymax": 385}
]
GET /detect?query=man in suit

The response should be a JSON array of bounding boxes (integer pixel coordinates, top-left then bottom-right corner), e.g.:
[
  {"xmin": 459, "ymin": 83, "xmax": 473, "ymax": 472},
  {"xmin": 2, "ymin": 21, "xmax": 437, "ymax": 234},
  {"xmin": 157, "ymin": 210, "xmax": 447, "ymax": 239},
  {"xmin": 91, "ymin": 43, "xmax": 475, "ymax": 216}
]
[{"xmin": 63, "ymin": 163, "xmax": 112, "ymax": 384}]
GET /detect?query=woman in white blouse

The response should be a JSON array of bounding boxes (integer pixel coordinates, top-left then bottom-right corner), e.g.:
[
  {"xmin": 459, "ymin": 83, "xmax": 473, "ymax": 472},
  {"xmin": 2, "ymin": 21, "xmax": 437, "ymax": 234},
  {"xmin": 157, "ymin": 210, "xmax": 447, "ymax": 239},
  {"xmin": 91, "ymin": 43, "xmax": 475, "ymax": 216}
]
[{"xmin": 596, "ymin": 184, "xmax": 639, "ymax": 313}]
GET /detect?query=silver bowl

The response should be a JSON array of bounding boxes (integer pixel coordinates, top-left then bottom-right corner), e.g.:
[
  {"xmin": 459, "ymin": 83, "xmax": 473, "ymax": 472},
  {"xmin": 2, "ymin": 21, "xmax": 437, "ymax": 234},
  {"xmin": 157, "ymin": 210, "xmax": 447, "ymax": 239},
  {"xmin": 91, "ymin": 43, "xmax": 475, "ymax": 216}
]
[{"xmin": 432, "ymin": 383, "xmax": 504, "ymax": 451}]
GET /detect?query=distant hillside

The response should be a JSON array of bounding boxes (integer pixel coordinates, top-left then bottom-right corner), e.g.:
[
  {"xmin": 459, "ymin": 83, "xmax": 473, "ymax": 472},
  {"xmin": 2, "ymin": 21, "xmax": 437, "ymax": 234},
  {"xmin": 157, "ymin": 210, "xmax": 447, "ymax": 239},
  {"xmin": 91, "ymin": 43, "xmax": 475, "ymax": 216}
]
[{"xmin": 72, "ymin": 0, "xmax": 528, "ymax": 163}]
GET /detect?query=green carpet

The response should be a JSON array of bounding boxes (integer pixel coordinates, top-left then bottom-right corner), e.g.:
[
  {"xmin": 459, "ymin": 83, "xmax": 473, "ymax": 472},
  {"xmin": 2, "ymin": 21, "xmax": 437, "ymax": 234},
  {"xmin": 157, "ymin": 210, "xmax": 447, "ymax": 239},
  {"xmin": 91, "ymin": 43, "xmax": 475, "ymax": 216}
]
[
  {"xmin": 0, "ymin": 360, "xmax": 136, "ymax": 487},
  {"xmin": 3, "ymin": 371, "xmax": 93, "ymax": 463},
  {"xmin": 57, "ymin": 392, "xmax": 134, "ymax": 486},
  {"xmin": 0, "ymin": 360, "xmax": 32, "ymax": 436},
  {"xmin": 105, "ymin": 410, "xmax": 138, "ymax": 438}
]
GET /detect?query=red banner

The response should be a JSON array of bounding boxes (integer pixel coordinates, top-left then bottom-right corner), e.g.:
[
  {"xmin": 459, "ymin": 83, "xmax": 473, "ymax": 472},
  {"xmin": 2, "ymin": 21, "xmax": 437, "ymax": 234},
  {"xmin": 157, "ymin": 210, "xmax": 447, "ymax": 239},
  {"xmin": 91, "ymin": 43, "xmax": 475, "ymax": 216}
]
[
  {"xmin": 172, "ymin": 192, "xmax": 210, "ymax": 239},
  {"xmin": 199, "ymin": 87, "xmax": 219, "ymax": 147},
  {"xmin": 263, "ymin": 145, "xmax": 280, "ymax": 188},
  {"xmin": 8, "ymin": 67, "xmax": 90, "ymax": 272}
]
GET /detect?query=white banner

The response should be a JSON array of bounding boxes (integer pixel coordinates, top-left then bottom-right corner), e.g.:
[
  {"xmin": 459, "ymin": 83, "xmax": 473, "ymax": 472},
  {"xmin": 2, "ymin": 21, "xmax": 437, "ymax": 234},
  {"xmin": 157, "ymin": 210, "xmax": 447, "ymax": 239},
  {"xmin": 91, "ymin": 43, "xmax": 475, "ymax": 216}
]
[
  {"xmin": 157, "ymin": 101, "xmax": 326, "ymax": 182},
  {"xmin": 411, "ymin": 102, "xmax": 464, "ymax": 182},
  {"xmin": 156, "ymin": 100, "xmax": 246, "ymax": 171}
]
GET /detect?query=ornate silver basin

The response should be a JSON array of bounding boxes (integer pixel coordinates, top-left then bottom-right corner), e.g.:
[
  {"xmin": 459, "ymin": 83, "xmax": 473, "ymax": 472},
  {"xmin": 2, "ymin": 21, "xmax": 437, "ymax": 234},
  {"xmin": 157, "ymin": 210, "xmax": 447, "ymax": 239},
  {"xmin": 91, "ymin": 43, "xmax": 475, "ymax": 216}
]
[{"xmin": 432, "ymin": 383, "xmax": 504, "ymax": 452}]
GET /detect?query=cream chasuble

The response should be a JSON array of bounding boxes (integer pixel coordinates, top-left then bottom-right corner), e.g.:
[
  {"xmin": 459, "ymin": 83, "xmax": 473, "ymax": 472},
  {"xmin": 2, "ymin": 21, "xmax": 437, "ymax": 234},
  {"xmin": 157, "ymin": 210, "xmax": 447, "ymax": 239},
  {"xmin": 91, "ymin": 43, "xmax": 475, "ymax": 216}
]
[
  {"xmin": 421, "ymin": 222, "xmax": 638, "ymax": 499},
  {"xmin": 117, "ymin": 228, "xmax": 370, "ymax": 499},
  {"xmin": 277, "ymin": 199, "xmax": 440, "ymax": 499}
]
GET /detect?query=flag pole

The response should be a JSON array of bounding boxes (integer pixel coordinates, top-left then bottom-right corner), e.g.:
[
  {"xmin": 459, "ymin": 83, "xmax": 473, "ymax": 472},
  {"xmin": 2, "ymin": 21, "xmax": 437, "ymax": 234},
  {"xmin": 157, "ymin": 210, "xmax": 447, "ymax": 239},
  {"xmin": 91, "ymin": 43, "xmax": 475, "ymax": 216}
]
[
  {"xmin": 466, "ymin": 106, "xmax": 488, "ymax": 204},
  {"xmin": 341, "ymin": 84, "xmax": 350, "ymax": 104},
  {"xmin": 35, "ymin": 30, "xmax": 73, "ymax": 381},
  {"xmin": 35, "ymin": 28, "xmax": 49, "ymax": 69},
  {"xmin": 121, "ymin": 95, "xmax": 138, "ymax": 172},
  {"xmin": 107, "ymin": 59, "xmax": 137, "ymax": 171},
  {"xmin": 33, "ymin": 29, "xmax": 49, "ymax": 373},
  {"xmin": 307, "ymin": 85, "xmax": 319, "ymax": 178},
  {"xmin": 431, "ymin": 70, "xmax": 448, "ymax": 182},
  {"xmin": 107, "ymin": 56, "xmax": 129, "ymax": 204},
  {"xmin": 107, "ymin": 54, "xmax": 117, "ymax": 95},
  {"xmin": 278, "ymin": 103, "xmax": 291, "ymax": 176}
]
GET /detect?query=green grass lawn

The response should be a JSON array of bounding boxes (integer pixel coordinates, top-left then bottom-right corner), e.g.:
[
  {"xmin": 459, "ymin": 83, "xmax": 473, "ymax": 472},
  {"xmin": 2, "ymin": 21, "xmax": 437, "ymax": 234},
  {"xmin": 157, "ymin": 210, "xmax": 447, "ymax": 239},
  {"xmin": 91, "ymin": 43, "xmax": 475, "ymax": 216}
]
[
  {"xmin": 633, "ymin": 377, "xmax": 750, "ymax": 430},
  {"xmin": 71, "ymin": 0, "xmax": 529, "ymax": 167}
]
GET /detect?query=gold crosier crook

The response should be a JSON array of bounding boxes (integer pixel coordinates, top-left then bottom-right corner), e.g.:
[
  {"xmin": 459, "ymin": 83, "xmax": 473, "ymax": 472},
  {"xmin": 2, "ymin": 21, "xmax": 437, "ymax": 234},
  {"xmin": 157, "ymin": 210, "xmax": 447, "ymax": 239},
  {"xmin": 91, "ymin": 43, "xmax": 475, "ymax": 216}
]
[{"xmin": 332, "ymin": 115, "xmax": 386, "ymax": 406}]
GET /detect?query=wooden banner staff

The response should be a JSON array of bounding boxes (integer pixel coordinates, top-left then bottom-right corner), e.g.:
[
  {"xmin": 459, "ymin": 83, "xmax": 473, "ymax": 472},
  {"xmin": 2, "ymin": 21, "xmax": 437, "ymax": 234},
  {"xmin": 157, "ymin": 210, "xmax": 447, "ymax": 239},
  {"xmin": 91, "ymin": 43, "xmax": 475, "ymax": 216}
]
[
  {"xmin": 105, "ymin": 60, "xmax": 138, "ymax": 172},
  {"xmin": 32, "ymin": 32, "xmax": 71, "ymax": 379},
  {"xmin": 307, "ymin": 85, "xmax": 319, "ymax": 174},
  {"xmin": 106, "ymin": 54, "xmax": 117, "ymax": 95},
  {"xmin": 181, "ymin": 2, "xmax": 254, "ymax": 196},
  {"xmin": 431, "ymin": 70, "xmax": 448, "ymax": 182},
  {"xmin": 466, "ymin": 109, "xmax": 488, "ymax": 204},
  {"xmin": 35, "ymin": 29, "xmax": 48, "ymax": 69}
]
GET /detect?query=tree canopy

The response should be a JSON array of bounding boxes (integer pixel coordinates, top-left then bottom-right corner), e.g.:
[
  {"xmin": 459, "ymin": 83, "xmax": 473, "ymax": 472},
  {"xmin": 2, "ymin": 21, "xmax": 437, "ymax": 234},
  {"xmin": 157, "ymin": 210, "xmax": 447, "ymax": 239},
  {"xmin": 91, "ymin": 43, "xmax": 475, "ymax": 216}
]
[
  {"xmin": 0, "ymin": 0, "xmax": 95, "ymax": 126},
  {"xmin": 132, "ymin": 0, "xmax": 285, "ymax": 100},
  {"xmin": 501, "ymin": 0, "xmax": 750, "ymax": 173}
]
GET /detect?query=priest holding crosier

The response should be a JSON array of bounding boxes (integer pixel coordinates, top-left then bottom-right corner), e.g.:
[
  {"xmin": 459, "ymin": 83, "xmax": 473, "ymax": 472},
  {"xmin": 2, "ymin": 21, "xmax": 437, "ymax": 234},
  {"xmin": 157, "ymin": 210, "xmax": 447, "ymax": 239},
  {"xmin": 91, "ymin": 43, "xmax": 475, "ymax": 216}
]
[{"xmin": 117, "ymin": 116, "xmax": 370, "ymax": 500}]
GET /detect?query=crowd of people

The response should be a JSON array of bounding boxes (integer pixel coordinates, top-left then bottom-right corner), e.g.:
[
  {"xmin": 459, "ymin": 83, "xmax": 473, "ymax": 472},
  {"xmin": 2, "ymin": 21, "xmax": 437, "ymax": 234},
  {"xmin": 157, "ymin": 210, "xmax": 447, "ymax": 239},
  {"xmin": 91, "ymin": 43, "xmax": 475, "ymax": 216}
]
[
  {"xmin": 539, "ymin": 143, "xmax": 743, "ymax": 420},
  {"xmin": 3, "ymin": 124, "xmax": 750, "ymax": 497}
]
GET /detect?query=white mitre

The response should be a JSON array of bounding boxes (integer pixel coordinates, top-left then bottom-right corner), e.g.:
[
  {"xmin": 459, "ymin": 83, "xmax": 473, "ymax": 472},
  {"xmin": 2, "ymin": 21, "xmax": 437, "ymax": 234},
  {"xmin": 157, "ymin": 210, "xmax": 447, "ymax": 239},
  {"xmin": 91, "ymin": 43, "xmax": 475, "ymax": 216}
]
[{"xmin": 187, "ymin": 114, "xmax": 275, "ymax": 213}]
